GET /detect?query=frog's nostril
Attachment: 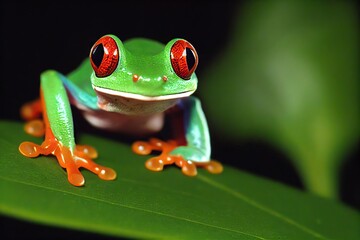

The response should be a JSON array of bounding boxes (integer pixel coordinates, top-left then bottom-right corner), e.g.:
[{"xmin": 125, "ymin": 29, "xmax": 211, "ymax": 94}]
[
  {"xmin": 133, "ymin": 74, "xmax": 140, "ymax": 82},
  {"xmin": 162, "ymin": 75, "xmax": 168, "ymax": 82}
]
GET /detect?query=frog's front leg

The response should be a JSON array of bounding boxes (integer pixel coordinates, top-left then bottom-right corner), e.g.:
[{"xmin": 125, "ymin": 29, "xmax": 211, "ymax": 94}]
[
  {"xmin": 18, "ymin": 70, "xmax": 116, "ymax": 186},
  {"xmin": 132, "ymin": 97, "xmax": 223, "ymax": 176}
]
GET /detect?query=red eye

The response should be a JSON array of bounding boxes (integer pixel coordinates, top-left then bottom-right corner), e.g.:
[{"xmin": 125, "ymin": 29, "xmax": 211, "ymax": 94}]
[
  {"xmin": 170, "ymin": 40, "xmax": 198, "ymax": 80},
  {"xmin": 90, "ymin": 36, "xmax": 119, "ymax": 77}
]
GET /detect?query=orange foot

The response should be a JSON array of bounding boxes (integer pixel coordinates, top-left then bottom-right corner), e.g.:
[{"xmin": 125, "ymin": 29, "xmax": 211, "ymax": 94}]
[
  {"xmin": 132, "ymin": 138, "xmax": 223, "ymax": 176},
  {"xmin": 19, "ymin": 132, "xmax": 116, "ymax": 186}
]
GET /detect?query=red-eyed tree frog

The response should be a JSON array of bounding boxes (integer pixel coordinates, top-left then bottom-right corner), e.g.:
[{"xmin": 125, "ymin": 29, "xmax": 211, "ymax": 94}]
[{"xmin": 19, "ymin": 35, "xmax": 223, "ymax": 186}]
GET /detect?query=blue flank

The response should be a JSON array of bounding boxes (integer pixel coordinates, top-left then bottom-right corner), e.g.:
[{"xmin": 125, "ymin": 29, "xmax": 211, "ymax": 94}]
[{"xmin": 59, "ymin": 74, "xmax": 99, "ymax": 110}]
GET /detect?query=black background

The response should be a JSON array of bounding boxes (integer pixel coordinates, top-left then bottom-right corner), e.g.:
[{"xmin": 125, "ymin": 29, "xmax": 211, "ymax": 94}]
[{"xmin": 0, "ymin": 1, "xmax": 358, "ymax": 239}]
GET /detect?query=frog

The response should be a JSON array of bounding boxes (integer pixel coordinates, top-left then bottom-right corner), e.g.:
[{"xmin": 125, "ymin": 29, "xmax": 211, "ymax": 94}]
[{"xmin": 19, "ymin": 34, "xmax": 223, "ymax": 186}]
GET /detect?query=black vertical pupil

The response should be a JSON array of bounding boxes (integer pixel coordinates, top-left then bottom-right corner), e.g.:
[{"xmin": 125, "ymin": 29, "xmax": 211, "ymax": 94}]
[
  {"xmin": 92, "ymin": 44, "xmax": 104, "ymax": 68},
  {"xmin": 185, "ymin": 48, "xmax": 195, "ymax": 71}
]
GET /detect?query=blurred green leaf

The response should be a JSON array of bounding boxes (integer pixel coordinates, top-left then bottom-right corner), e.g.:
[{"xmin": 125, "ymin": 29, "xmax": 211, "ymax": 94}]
[
  {"xmin": 0, "ymin": 120, "xmax": 359, "ymax": 239},
  {"xmin": 201, "ymin": 0, "xmax": 359, "ymax": 198}
]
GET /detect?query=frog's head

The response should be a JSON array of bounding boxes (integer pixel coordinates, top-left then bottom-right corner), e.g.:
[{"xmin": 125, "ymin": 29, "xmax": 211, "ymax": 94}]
[{"xmin": 89, "ymin": 34, "xmax": 198, "ymax": 115}]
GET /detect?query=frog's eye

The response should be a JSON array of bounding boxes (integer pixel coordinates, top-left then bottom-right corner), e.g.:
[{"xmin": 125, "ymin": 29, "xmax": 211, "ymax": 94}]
[
  {"xmin": 90, "ymin": 36, "xmax": 119, "ymax": 77},
  {"xmin": 170, "ymin": 40, "xmax": 198, "ymax": 80}
]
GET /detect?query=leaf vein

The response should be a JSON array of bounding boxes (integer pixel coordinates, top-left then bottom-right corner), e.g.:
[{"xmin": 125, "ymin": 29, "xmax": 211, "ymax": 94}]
[
  {"xmin": 198, "ymin": 175, "xmax": 328, "ymax": 239},
  {"xmin": 0, "ymin": 176, "xmax": 266, "ymax": 240}
]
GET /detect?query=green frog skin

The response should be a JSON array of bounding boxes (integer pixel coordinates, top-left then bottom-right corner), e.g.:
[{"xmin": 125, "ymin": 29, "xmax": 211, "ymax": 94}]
[{"xmin": 19, "ymin": 35, "xmax": 223, "ymax": 186}]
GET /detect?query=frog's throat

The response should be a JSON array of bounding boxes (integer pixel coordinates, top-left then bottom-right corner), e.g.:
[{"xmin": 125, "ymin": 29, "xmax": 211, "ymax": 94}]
[{"xmin": 92, "ymin": 85, "xmax": 195, "ymax": 101}]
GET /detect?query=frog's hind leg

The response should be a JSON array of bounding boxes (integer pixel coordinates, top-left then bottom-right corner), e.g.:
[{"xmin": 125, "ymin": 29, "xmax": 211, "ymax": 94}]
[{"xmin": 19, "ymin": 70, "xmax": 116, "ymax": 186}]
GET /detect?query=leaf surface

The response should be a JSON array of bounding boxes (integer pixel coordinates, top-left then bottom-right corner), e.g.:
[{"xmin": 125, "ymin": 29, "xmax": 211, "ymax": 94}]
[
  {"xmin": 200, "ymin": 1, "xmax": 359, "ymax": 198},
  {"xmin": 0, "ymin": 121, "xmax": 359, "ymax": 239}
]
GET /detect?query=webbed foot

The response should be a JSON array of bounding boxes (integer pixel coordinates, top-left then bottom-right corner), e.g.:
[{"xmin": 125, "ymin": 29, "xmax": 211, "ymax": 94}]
[
  {"xmin": 132, "ymin": 138, "xmax": 223, "ymax": 176},
  {"xmin": 19, "ymin": 130, "xmax": 116, "ymax": 186}
]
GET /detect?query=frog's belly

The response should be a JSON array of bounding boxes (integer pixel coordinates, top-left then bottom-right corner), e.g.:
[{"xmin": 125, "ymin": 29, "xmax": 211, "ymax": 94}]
[{"xmin": 81, "ymin": 108, "xmax": 165, "ymax": 136}]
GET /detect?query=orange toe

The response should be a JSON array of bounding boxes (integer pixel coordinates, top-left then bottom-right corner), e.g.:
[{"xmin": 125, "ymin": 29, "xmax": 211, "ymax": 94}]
[
  {"xmin": 201, "ymin": 160, "xmax": 224, "ymax": 174},
  {"xmin": 24, "ymin": 120, "xmax": 45, "ymax": 137},
  {"xmin": 132, "ymin": 138, "xmax": 223, "ymax": 176}
]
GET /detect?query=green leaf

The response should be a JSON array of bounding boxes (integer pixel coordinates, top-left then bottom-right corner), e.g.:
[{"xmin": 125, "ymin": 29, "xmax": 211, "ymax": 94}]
[
  {"xmin": 200, "ymin": 1, "xmax": 359, "ymax": 198},
  {"xmin": 0, "ymin": 120, "xmax": 359, "ymax": 239}
]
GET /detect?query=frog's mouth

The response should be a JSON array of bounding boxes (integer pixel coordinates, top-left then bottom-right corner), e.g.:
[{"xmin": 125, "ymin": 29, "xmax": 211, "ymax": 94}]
[{"xmin": 93, "ymin": 85, "xmax": 194, "ymax": 115}]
